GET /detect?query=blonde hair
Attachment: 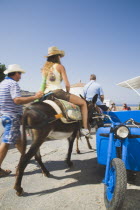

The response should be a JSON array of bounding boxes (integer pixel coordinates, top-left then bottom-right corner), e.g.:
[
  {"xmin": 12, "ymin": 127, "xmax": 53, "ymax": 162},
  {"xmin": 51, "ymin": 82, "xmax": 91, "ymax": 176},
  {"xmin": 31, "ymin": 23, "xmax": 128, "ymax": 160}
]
[
  {"xmin": 41, "ymin": 54, "xmax": 61, "ymax": 77},
  {"xmin": 41, "ymin": 61, "xmax": 54, "ymax": 77}
]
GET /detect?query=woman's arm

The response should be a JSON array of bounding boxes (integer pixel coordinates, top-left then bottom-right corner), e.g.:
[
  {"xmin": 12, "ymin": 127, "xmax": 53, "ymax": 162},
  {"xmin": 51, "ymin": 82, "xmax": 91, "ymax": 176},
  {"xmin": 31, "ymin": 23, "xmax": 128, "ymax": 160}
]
[{"xmin": 57, "ymin": 64, "xmax": 70, "ymax": 92}]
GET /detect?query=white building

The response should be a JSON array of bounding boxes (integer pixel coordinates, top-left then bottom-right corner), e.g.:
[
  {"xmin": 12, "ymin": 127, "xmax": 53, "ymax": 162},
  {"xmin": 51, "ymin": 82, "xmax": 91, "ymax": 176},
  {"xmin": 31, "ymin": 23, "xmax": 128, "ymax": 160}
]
[{"xmin": 70, "ymin": 81, "xmax": 85, "ymax": 96}]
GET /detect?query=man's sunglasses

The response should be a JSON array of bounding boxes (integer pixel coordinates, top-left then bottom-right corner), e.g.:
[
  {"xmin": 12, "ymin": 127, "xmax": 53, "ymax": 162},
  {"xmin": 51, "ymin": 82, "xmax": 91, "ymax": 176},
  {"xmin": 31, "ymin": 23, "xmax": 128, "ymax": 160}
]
[{"xmin": 17, "ymin": 72, "xmax": 22, "ymax": 75}]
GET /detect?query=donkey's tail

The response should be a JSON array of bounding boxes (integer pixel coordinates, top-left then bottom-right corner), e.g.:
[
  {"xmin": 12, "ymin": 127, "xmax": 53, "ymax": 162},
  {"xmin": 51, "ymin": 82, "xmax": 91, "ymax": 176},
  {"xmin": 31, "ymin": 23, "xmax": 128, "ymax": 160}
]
[{"xmin": 21, "ymin": 111, "xmax": 28, "ymax": 155}]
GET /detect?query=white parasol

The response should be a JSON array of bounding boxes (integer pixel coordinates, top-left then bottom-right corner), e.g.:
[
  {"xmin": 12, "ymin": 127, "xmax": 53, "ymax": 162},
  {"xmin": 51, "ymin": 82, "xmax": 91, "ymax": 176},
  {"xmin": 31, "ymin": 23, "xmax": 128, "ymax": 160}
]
[{"xmin": 117, "ymin": 76, "xmax": 140, "ymax": 96}]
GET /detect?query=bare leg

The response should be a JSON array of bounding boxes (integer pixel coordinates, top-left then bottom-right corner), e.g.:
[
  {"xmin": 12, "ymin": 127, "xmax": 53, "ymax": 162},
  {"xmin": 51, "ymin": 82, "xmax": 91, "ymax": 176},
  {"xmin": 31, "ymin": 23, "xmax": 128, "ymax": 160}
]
[
  {"xmin": 69, "ymin": 94, "xmax": 88, "ymax": 129},
  {"xmin": 0, "ymin": 143, "xmax": 9, "ymax": 168}
]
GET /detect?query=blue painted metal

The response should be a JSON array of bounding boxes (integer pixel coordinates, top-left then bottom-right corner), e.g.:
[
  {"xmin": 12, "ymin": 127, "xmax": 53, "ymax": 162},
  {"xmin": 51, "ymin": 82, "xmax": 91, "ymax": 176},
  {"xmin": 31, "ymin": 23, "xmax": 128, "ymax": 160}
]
[
  {"xmin": 104, "ymin": 131, "xmax": 114, "ymax": 184},
  {"xmin": 106, "ymin": 166, "xmax": 116, "ymax": 201},
  {"xmin": 97, "ymin": 111, "xmax": 140, "ymax": 206},
  {"xmin": 122, "ymin": 138, "xmax": 128, "ymax": 165},
  {"xmin": 104, "ymin": 110, "xmax": 140, "ymax": 123},
  {"xmin": 96, "ymin": 110, "xmax": 140, "ymax": 171}
]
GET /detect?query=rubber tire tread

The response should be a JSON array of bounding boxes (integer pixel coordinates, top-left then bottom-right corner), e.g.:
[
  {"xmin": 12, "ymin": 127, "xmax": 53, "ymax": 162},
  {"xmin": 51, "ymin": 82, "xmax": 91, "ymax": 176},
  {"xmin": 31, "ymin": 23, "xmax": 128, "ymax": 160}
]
[{"xmin": 104, "ymin": 158, "xmax": 127, "ymax": 210}]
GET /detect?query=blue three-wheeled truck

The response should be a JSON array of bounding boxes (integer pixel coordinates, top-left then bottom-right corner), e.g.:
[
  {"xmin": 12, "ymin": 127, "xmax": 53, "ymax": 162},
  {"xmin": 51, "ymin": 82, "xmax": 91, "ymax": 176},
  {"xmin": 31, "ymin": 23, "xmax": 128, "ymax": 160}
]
[{"xmin": 95, "ymin": 110, "xmax": 140, "ymax": 209}]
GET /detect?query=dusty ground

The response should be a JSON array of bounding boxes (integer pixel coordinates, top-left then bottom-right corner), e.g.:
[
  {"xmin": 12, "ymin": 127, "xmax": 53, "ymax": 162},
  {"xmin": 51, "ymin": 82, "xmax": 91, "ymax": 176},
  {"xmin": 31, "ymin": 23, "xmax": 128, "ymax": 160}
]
[{"xmin": 0, "ymin": 133, "xmax": 140, "ymax": 210}]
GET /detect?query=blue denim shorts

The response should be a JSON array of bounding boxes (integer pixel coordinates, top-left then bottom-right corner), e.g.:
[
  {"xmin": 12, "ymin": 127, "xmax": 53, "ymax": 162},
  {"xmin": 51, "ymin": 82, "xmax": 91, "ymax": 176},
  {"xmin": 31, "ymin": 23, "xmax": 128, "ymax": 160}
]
[{"xmin": 1, "ymin": 115, "xmax": 21, "ymax": 144}]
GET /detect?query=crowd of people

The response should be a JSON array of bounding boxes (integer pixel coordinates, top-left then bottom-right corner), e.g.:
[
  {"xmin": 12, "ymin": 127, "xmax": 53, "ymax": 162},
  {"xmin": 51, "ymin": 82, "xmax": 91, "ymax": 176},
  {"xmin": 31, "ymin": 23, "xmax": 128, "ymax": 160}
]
[{"xmin": 109, "ymin": 103, "xmax": 132, "ymax": 111}]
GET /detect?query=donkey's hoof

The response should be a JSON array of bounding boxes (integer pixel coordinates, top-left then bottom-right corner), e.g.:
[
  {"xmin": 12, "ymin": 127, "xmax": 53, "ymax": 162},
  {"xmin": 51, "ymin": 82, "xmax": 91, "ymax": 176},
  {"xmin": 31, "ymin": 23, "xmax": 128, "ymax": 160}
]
[
  {"xmin": 67, "ymin": 161, "xmax": 73, "ymax": 168},
  {"xmin": 16, "ymin": 188, "xmax": 24, "ymax": 196},
  {"xmin": 43, "ymin": 171, "xmax": 50, "ymax": 177},
  {"xmin": 76, "ymin": 150, "xmax": 81, "ymax": 154}
]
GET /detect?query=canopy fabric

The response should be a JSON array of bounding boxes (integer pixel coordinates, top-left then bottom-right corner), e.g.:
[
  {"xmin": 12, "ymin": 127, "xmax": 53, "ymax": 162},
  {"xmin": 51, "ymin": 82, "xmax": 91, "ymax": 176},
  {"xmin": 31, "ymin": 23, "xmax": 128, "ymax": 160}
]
[
  {"xmin": 117, "ymin": 76, "xmax": 140, "ymax": 96},
  {"xmin": 117, "ymin": 76, "xmax": 140, "ymax": 89}
]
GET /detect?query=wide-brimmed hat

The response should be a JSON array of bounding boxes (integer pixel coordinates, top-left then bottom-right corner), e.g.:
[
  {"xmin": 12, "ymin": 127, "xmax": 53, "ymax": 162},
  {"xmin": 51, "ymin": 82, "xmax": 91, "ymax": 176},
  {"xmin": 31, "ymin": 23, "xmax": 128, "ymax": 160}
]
[
  {"xmin": 44, "ymin": 46, "xmax": 65, "ymax": 58},
  {"xmin": 4, "ymin": 64, "xmax": 26, "ymax": 75}
]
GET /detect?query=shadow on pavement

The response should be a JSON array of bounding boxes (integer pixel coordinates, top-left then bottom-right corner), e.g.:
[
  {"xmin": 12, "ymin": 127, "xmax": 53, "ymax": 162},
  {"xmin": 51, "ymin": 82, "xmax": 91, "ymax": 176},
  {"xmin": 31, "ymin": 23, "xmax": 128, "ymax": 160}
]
[
  {"xmin": 122, "ymin": 189, "xmax": 140, "ymax": 210},
  {"xmin": 21, "ymin": 157, "xmax": 105, "ymax": 197}
]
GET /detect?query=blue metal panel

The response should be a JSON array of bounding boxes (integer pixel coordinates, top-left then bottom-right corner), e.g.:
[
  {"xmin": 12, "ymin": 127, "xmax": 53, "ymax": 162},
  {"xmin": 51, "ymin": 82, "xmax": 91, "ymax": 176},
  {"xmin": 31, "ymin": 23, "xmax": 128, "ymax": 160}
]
[
  {"xmin": 96, "ymin": 127, "xmax": 116, "ymax": 165},
  {"xmin": 104, "ymin": 110, "xmax": 140, "ymax": 123},
  {"xmin": 96, "ymin": 126, "xmax": 140, "ymax": 171},
  {"xmin": 126, "ymin": 127, "xmax": 140, "ymax": 171}
]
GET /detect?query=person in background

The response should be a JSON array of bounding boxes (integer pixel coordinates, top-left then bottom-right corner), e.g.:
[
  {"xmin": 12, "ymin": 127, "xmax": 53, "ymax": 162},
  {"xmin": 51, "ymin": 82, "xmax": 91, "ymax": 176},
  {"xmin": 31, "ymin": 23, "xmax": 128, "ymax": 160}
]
[
  {"xmin": 122, "ymin": 103, "xmax": 131, "ymax": 110},
  {"xmin": 40, "ymin": 46, "xmax": 90, "ymax": 137},
  {"xmin": 83, "ymin": 74, "xmax": 109, "ymax": 111},
  {"xmin": 110, "ymin": 103, "xmax": 117, "ymax": 111},
  {"xmin": 0, "ymin": 64, "xmax": 43, "ymax": 177}
]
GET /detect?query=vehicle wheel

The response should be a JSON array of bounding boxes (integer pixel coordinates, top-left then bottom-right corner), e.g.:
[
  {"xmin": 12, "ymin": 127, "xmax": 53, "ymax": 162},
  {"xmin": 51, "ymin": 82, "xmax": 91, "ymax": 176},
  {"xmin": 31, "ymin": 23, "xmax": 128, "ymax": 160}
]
[{"xmin": 104, "ymin": 158, "xmax": 127, "ymax": 210}]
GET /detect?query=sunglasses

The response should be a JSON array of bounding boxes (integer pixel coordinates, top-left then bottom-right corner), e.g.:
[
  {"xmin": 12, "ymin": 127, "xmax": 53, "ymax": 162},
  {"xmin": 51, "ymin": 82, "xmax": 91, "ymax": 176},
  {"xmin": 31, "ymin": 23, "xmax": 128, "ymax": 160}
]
[{"xmin": 17, "ymin": 72, "xmax": 22, "ymax": 75}]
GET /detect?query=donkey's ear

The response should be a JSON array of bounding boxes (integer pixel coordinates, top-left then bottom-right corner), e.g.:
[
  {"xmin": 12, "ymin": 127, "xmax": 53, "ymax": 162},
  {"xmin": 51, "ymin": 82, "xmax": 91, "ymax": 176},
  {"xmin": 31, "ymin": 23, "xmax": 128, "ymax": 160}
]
[{"xmin": 92, "ymin": 94, "xmax": 98, "ymax": 104}]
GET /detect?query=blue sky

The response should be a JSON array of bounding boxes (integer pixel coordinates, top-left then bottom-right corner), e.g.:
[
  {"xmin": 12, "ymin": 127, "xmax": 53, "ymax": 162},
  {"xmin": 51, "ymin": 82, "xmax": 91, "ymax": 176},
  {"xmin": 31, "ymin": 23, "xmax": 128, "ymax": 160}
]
[{"xmin": 0, "ymin": 0, "xmax": 140, "ymax": 104}]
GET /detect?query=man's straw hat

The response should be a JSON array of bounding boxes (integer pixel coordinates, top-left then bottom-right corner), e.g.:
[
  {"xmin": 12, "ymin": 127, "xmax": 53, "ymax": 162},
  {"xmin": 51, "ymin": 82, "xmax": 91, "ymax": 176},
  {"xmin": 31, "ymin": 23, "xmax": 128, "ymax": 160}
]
[
  {"xmin": 4, "ymin": 64, "xmax": 26, "ymax": 75},
  {"xmin": 44, "ymin": 46, "xmax": 65, "ymax": 58}
]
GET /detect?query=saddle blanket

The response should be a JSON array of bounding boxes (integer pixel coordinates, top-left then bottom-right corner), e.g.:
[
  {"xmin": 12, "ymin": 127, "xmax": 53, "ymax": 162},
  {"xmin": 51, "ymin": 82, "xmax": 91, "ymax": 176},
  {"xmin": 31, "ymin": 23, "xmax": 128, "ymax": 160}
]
[
  {"xmin": 43, "ymin": 99, "xmax": 82, "ymax": 123},
  {"xmin": 58, "ymin": 99, "xmax": 82, "ymax": 121}
]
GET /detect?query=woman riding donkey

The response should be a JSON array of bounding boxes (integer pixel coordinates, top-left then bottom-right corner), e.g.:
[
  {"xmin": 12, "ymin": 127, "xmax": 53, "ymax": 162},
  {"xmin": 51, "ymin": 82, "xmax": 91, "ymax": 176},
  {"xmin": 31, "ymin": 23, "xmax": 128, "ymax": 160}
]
[{"xmin": 40, "ymin": 46, "xmax": 91, "ymax": 137}]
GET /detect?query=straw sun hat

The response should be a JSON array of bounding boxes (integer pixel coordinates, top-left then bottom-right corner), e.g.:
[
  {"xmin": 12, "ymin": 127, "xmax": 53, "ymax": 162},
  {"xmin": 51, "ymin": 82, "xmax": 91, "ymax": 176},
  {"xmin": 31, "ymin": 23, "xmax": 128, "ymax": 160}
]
[
  {"xmin": 4, "ymin": 64, "xmax": 26, "ymax": 75},
  {"xmin": 44, "ymin": 46, "xmax": 65, "ymax": 58}
]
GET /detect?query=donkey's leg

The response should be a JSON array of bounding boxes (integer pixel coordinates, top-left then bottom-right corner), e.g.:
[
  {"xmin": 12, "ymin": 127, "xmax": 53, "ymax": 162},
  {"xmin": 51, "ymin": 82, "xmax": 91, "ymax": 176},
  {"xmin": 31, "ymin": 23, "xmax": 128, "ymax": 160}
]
[
  {"xmin": 85, "ymin": 136, "xmax": 92, "ymax": 149},
  {"xmin": 14, "ymin": 142, "xmax": 43, "ymax": 196},
  {"xmin": 35, "ymin": 149, "xmax": 50, "ymax": 177},
  {"xmin": 76, "ymin": 131, "xmax": 81, "ymax": 154},
  {"xmin": 33, "ymin": 129, "xmax": 50, "ymax": 176},
  {"xmin": 66, "ymin": 130, "xmax": 78, "ymax": 167},
  {"xmin": 14, "ymin": 153, "xmax": 34, "ymax": 196}
]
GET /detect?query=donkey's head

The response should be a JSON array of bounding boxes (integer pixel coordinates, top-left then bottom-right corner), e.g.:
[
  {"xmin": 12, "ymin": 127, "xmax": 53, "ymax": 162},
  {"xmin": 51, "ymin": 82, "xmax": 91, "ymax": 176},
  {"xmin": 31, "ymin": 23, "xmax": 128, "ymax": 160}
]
[
  {"xmin": 80, "ymin": 94, "xmax": 102, "ymax": 128},
  {"xmin": 87, "ymin": 94, "xmax": 98, "ymax": 126},
  {"xmin": 88, "ymin": 95, "xmax": 104, "ymax": 128}
]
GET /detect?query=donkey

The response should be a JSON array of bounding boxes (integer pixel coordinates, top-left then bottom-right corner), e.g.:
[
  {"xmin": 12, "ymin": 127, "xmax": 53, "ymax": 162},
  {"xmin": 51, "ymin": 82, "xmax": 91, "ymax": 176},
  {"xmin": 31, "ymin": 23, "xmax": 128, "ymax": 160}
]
[
  {"xmin": 14, "ymin": 95, "xmax": 98, "ymax": 196},
  {"xmin": 75, "ymin": 96, "xmax": 102, "ymax": 154}
]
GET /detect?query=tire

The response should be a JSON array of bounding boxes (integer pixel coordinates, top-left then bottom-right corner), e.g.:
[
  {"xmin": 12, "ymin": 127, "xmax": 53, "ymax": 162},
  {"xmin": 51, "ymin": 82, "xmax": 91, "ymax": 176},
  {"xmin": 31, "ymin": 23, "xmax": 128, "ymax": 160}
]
[{"xmin": 104, "ymin": 158, "xmax": 127, "ymax": 210}]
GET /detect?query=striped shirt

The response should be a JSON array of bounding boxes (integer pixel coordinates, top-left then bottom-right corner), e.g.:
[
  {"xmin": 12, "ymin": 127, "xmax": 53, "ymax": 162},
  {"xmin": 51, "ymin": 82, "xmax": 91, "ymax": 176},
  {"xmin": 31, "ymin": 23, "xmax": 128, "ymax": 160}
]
[{"xmin": 0, "ymin": 77, "xmax": 23, "ymax": 116}]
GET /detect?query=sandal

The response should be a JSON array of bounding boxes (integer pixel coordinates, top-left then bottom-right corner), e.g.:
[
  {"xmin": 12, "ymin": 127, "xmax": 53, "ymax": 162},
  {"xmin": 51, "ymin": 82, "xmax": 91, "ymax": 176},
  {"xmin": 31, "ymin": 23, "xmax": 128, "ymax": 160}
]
[{"xmin": 0, "ymin": 168, "xmax": 12, "ymax": 178}]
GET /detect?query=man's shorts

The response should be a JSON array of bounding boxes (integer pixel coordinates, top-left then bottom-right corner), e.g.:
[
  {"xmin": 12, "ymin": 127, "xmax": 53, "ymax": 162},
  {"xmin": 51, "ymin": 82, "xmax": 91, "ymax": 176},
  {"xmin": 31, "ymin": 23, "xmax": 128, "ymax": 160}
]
[
  {"xmin": 1, "ymin": 115, "xmax": 21, "ymax": 144},
  {"xmin": 52, "ymin": 89, "xmax": 71, "ymax": 101}
]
